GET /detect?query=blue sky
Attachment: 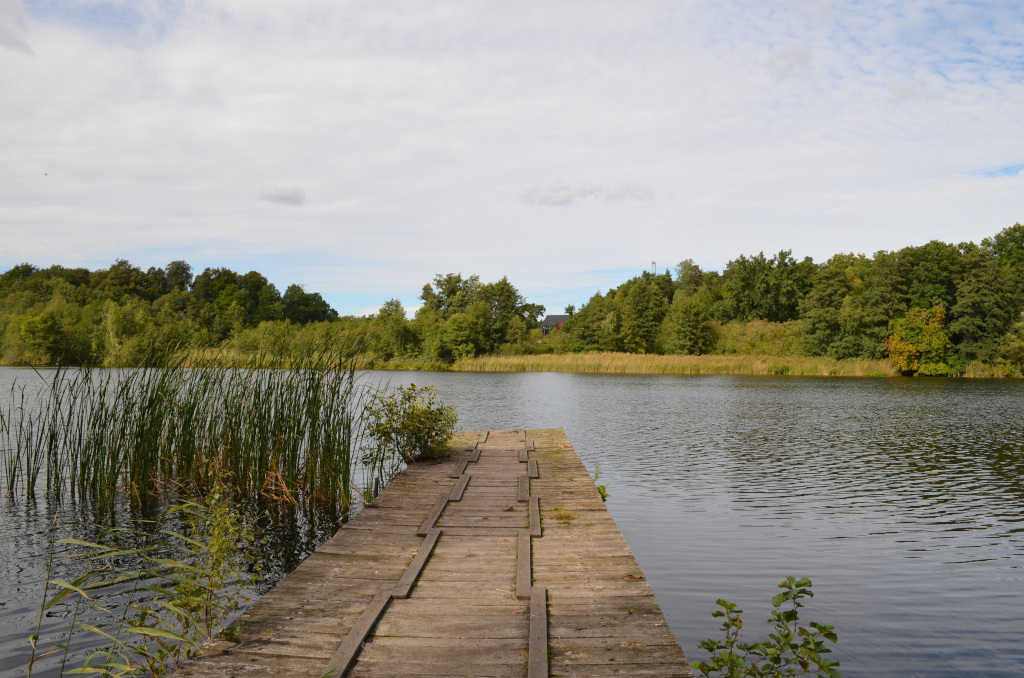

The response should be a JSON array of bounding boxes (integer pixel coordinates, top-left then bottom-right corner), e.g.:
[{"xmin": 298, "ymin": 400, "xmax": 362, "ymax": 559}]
[{"xmin": 2, "ymin": 0, "xmax": 1023, "ymax": 315}]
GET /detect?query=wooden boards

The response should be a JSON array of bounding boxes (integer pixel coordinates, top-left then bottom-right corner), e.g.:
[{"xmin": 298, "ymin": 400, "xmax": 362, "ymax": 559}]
[{"xmin": 181, "ymin": 428, "xmax": 691, "ymax": 678}]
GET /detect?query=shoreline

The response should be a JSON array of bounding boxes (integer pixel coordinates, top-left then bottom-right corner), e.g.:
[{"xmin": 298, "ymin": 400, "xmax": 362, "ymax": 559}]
[
  {"xmin": 366, "ymin": 352, "xmax": 899, "ymax": 377},
  {"xmin": 7, "ymin": 353, "xmax": 1023, "ymax": 378}
]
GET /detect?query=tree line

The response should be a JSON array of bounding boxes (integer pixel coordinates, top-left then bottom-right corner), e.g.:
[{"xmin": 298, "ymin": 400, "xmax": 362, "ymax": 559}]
[
  {"xmin": 2, "ymin": 223, "xmax": 1023, "ymax": 375},
  {"xmin": 0, "ymin": 260, "xmax": 339, "ymax": 365},
  {"xmin": 549, "ymin": 223, "xmax": 1024, "ymax": 375}
]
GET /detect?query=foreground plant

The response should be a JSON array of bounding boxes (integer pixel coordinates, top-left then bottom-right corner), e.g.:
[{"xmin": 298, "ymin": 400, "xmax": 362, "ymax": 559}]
[
  {"xmin": 692, "ymin": 576, "xmax": 841, "ymax": 678},
  {"xmin": 31, "ymin": 478, "xmax": 260, "ymax": 677}
]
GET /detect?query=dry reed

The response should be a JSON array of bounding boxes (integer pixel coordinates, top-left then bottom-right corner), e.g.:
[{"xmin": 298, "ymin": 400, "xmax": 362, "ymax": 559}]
[{"xmin": 451, "ymin": 352, "xmax": 898, "ymax": 377}]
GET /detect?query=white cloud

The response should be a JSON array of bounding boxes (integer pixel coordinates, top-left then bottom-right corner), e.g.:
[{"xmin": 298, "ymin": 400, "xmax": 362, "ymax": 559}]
[
  {"xmin": 258, "ymin": 183, "xmax": 307, "ymax": 206},
  {"xmin": 2, "ymin": 1, "xmax": 1024, "ymax": 313},
  {"xmin": 0, "ymin": 0, "xmax": 32, "ymax": 54},
  {"xmin": 766, "ymin": 45, "xmax": 813, "ymax": 80},
  {"xmin": 521, "ymin": 182, "xmax": 654, "ymax": 207}
]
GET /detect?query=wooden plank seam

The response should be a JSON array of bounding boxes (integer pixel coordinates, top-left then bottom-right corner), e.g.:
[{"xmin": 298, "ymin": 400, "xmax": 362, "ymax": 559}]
[
  {"xmin": 392, "ymin": 528, "xmax": 442, "ymax": 599},
  {"xmin": 322, "ymin": 583, "xmax": 396, "ymax": 676},
  {"xmin": 450, "ymin": 458, "xmax": 469, "ymax": 478},
  {"xmin": 417, "ymin": 496, "xmax": 449, "ymax": 537},
  {"xmin": 516, "ymin": 529, "xmax": 532, "ymax": 599},
  {"xmin": 528, "ymin": 586, "xmax": 548, "ymax": 678},
  {"xmin": 529, "ymin": 496, "xmax": 542, "ymax": 537},
  {"xmin": 449, "ymin": 473, "xmax": 471, "ymax": 501}
]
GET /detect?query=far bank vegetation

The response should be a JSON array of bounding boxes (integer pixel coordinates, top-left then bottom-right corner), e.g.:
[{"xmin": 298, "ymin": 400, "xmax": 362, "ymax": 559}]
[{"xmin": 3, "ymin": 223, "xmax": 1024, "ymax": 377}]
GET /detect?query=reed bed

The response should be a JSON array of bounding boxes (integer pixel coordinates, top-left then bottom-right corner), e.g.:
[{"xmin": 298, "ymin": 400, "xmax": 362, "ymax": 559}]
[
  {"xmin": 0, "ymin": 351, "xmax": 394, "ymax": 513},
  {"xmin": 452, "ymin": 352, "xmax": 898, "ymax": 377}
]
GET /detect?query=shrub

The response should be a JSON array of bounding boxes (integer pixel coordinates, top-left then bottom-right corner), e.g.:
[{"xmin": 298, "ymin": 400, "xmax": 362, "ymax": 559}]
[
  {"xmin": 364, "ymin": 384, "xmax": 457, "ymax": 463},
  {"xmin": 693, "ymin": 576, "xmax": 840, "ymax": 678}
]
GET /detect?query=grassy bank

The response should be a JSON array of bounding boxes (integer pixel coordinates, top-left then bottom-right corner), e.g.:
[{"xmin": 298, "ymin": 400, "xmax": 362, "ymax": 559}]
[{"xmin": 451, "ymin": 352, "xmax": 898, "ymax": 377}]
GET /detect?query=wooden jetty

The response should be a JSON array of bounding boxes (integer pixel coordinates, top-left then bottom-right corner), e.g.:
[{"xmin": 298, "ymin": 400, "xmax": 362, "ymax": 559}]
[{"xmin": 179, "ymin": 428, "xmax": 691, "ymax": 677}]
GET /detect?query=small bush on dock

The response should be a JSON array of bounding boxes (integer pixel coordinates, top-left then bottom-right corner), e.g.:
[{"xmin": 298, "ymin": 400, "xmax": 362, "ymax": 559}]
[{"xmin": 364, "ymin": 384, "xmax": 456, "ymax": 463}]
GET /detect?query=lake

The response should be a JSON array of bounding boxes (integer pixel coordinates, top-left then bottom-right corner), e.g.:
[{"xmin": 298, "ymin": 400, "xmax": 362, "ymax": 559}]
[{"xmin": 3, "ymin": 369, "xmax": 1023, "ymax": 677}]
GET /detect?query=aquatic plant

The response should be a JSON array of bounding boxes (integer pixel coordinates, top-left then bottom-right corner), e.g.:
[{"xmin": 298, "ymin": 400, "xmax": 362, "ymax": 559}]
[
  {"xmin": 0, "ymin": 349, "xmax": 397, "ymax": 514},
  {"xmin": 693, "ymin": 576, "xmax": 840, "ymax": 678},
  {"xmin": 28, "ymin": 478, "xmax": 261, "ymax": 677}
]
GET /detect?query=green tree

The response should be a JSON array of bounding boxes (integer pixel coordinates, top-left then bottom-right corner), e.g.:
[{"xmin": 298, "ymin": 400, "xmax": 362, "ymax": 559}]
[
  {"xmin": 949, "ymin": 250, "xmax": 1021, "ymax": 363},
  {"xmin": 165, "ymin": 260, "xmax": 194, "ymax": 292},
  {"xmin": 884, "ymin": 306, "xmax": 953, "ymax": 376},
  {"xmin": 984, "ymin": 223, "xmax": 1024, "ymax": 302},
  {"xmin": 674, "ymin": 259, "xmax": 705, "ymax": 296},
  {"xmin": 720, "ymin": 251, "xmax": 816, "ymax": 323},
  {"xmin": 624, "ymin": 276, "xmax": 668, "ymax": 353},
  {"xmin": 902, "ymin": 240, "xmax": 964, "ymax": 310},
  {"xmin": 659, "ymin": 293, "xmax": 715, "ymax": 355},
  {"xmin": 370, "ymin": 299, "xmax": 413, "ymax": 360},
  {"xmin": 799, "ymin": 254, "xmax": 871, "ymax": 358},
  {"xmin": 282, "ymin": 284, "xmax": 338, "ymax": 325},
  {"xmin": 418, "ymin": 273, "xmax": 480, "ymax": 320}
]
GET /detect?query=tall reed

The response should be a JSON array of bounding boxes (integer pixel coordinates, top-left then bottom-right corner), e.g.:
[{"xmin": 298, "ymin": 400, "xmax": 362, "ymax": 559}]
[{"xmin": 0, "ymin": 349, "xmax": 392, "ymax": 514}]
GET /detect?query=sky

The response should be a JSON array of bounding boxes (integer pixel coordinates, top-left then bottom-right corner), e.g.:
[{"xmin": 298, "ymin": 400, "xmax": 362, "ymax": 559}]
[{"xmin": 2, "ymin": 0, "xmax": 1023, "ymax": 316}]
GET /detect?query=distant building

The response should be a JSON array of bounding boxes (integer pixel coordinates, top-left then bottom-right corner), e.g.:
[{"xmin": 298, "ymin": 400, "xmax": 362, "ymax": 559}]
[{"xmin": 540, "ymin": 314, "xmax": 569, "ymax": 336}]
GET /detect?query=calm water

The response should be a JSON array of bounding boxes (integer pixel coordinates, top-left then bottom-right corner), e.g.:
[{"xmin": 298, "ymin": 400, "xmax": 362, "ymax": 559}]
[{"xmin": 3, "ymin": 369, "xmax": 1023, "ymax": 677}]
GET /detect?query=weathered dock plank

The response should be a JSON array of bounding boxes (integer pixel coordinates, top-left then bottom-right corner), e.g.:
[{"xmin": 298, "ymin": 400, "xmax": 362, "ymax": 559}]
[{"xmin": 180, "ymin": 429, "xmax": 690, "ymax": 678}]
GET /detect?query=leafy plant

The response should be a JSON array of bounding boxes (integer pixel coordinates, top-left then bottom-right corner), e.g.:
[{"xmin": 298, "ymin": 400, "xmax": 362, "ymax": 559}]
[
  {"xmin": 32, "ymin": 478, "xmax": 261, "ymax": 677},
  {"xmin": 364, "ymin": 384, "xmax": 456, "ymax": 464},
  {"xmin": 692, "ymin": 576, "xmax": 841, "ymax": 678}
]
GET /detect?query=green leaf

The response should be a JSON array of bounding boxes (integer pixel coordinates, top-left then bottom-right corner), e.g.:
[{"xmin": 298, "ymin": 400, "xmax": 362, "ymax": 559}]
[
  {"xmin": 56, "ymin": 538, "xmax": 113, "ymax": 551},
  {"xmin": 43, "ymin": 578, "xmax": 92, "ymax": 609},
  {"xmin": 123, "ymin": 626, "xmax": 187, "ymax": 641}
]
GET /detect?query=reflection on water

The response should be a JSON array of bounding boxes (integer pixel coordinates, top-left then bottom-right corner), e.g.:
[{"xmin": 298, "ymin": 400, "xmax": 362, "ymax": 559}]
[
  {"xmin": 367, "ymin": 372, "xmax": 1024, "ymax": 678},
  {"xmin": 3, "ymin": 369, "xmax": 1023, "ymax": 677}
]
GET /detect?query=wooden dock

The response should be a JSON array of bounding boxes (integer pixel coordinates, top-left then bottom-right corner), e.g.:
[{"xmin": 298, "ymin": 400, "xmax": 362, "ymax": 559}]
[{"xmin": 179, "ymin": 428, "xmax": 691, "ymax": 677}]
